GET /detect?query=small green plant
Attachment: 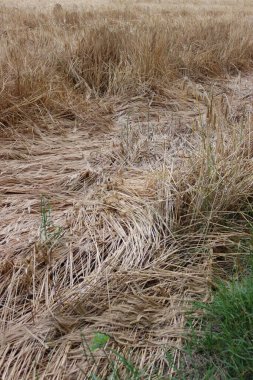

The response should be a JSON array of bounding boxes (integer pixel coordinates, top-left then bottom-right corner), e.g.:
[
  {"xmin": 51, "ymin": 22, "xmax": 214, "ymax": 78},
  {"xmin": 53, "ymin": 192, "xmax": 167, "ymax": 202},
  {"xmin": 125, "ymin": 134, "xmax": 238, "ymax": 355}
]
[
  {"xmin": 81, "ymin": 332, "xmax": 168, "ymax": 380},
  {"xmin": 90, "ymin": 332, "xmax": 110, "ymax": 351},
  {"xmin": 40, "ymin": 196, "xmax": 63, "ymax": 245},
  {"xmin": 182, "ymin": 261, "xmax": 253, "ymax": 380}
]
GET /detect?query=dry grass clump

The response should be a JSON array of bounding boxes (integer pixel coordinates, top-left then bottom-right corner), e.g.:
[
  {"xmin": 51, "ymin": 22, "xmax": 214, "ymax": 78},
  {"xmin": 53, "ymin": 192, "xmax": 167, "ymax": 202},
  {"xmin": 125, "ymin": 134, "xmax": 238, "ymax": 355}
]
[
  {"xmin": 1, "ymin": 2, "xmax": 253, "ymax": 127},
  {"xmin": 1, "ymin": 1, "xmax": 253, "ymax": 379},
  {"xmin": 66, "ymin": 16, "xmax": 253, "ymax": 95}
]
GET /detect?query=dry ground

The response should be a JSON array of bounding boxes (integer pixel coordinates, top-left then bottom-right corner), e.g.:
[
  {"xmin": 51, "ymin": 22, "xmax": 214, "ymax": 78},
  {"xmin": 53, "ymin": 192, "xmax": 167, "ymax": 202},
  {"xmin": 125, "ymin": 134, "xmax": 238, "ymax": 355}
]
[{"xmin": 1, "ymin": 1, "xmax": 253, "ymax": 379}]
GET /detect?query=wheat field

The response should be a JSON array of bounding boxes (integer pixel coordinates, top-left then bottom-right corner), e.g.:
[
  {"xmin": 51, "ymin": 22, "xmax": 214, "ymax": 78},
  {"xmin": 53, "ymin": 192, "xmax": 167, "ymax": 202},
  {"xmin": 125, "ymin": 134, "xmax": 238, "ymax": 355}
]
[{"xmin": 1, "ymin": 0, "xmax": 253, "ymax": 378}]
